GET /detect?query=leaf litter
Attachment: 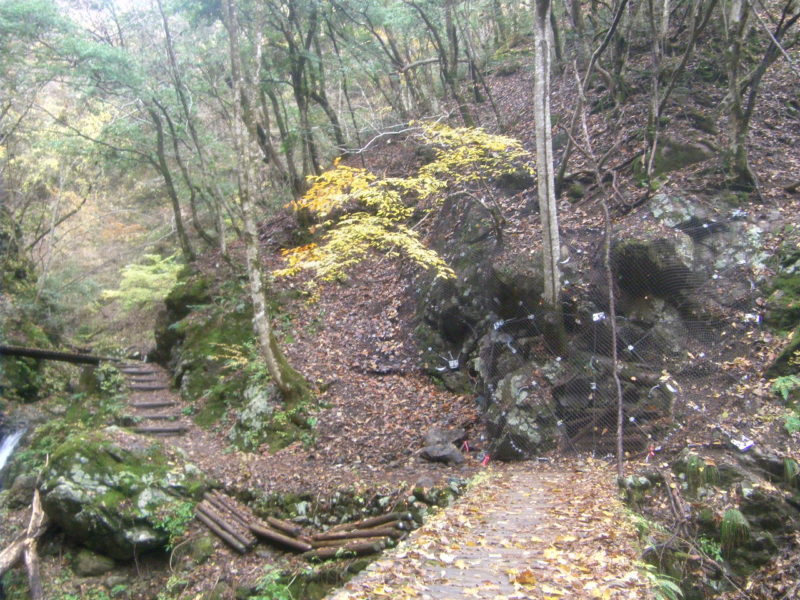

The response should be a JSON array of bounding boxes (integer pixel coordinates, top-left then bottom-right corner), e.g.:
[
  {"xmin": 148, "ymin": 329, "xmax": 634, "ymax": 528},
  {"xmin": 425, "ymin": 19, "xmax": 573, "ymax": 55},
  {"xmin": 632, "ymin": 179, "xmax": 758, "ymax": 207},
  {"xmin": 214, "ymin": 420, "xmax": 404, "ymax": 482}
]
[{"xmin": 327, "ymin": 459, "xmax": 653, "ymax": 600}]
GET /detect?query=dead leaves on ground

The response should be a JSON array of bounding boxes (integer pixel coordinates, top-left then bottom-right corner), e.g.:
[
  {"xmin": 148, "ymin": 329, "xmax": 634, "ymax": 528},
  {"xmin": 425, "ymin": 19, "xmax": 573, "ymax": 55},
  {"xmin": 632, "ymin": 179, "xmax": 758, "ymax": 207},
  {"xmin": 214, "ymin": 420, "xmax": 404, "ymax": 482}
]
[{"xmin": 329, "ymin": 460, "xmax": 653, "ymax": 600}]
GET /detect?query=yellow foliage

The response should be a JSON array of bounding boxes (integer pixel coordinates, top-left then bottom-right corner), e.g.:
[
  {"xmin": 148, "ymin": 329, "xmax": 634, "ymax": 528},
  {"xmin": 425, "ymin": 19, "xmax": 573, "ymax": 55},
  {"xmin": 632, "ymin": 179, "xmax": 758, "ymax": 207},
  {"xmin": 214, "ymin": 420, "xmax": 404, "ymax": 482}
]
[
  {"xmin": 415, "ymin": 121, "xmax": 535, "ymax": 195},
  {"xmin": 278, "ymin": 123, "xmax": 533, "ymax": 283}
]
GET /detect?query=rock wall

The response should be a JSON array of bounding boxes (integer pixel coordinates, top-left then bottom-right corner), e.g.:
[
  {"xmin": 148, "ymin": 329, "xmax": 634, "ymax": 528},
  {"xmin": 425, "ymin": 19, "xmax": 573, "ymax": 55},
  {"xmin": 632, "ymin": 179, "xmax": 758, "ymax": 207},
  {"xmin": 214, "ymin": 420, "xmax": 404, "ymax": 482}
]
[{"xmin": 414, "ymin": 192, "xmax": 772, "ymax": 457}]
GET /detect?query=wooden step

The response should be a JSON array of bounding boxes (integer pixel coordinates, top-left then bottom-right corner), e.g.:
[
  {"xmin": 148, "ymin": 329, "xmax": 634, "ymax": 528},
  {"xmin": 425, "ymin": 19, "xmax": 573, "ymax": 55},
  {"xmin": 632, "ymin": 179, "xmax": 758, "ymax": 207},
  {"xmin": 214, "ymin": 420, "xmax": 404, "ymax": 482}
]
[
  {"xmin": 121, "ymin": 368, "xmax": 157, "ymax": 376},
  {"xmin": 138, "ymin": 414, "xmax": 179, "ymax": 420},
  {"xmin": 134, "ymin": 425, "xmax": 187, "ymax": 435},
  {"xmin": 131, "ymin": 401, "xmax": 177, "ymax": 409},
  {"xmin": 129, "ymin": 384, "xmax": 168, "ymax": 391}
]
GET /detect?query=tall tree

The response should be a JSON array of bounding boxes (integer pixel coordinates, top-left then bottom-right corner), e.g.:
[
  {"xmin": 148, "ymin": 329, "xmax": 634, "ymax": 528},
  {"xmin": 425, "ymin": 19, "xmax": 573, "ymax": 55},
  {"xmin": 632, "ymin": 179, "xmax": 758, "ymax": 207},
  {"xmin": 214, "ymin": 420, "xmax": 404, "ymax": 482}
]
[
  {"xmin": 532, "ymin": 0, "xmax": 562, "ymax": 323},
  {"xmin": 221, "ymin": 0, "xmax": 311, "ymax": 408}
]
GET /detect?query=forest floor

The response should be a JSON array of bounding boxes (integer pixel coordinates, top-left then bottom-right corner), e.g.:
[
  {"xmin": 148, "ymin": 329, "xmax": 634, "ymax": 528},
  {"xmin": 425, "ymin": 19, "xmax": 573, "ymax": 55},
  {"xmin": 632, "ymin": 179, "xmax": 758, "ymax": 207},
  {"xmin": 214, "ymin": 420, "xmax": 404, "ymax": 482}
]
[
  {"xmin": 328, "ymin": 461, "xmax": 651, "ymax": 600},
  {"xmin": 103, "ymin": 366, "xmax": 652, "ymax": 599}
]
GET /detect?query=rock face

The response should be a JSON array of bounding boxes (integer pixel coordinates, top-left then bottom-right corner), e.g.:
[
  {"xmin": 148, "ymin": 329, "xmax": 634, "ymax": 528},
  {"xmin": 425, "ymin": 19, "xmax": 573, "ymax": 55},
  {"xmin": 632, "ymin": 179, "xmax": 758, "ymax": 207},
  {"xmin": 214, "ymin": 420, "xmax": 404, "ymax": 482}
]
[
  {"xmin": 485, "ymin": 367, "xmax": 557, "ymax": 459},
  {"xmin": 40, "ymin": 429, "xmax": 206, "ymax": 559},
  {"xmin": 413, "ymin": 192, "xmax": 769, "ymax": 457}
]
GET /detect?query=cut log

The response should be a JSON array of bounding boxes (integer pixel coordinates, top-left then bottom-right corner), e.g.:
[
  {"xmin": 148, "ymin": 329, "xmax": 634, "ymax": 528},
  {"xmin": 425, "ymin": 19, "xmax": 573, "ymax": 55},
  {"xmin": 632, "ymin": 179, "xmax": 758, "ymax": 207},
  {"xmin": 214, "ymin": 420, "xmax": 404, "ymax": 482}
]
[
  {"xmin": 351, "ymin": 525, "xmax": 405, "ymax": 539},
  {"xmin": 131, "ymin": 401, "xmax": 176, "ymax": 409},
  {"xmin": 0, "ymin": 344, "xmax": 118, "ymax": 365},
  {"xmin": 311, "ymin": 538, "xmax": 394, "ymax": 548},
  {"xmin": 196, "ymin": 502, "xmax": 255, "ymax": 548},
  {"xmin": 250, "ymin": 524, "xmax": 313, "ymax": 552},
  {"xmin": 265, "ymin": 516, "xmax": 304, "ymax": 539},
  {"xmin": 204, "ymin": 492, "xmax": 252, "ymax": 531},
  {"xmin": 195, "ymin": 511, "xmax": 248, "ymax": 554},
  {"xmin": 303, "ymin": 540, "xmax": 385, "ymax": 562},
  {"xmin": 327, "ymin": 512, "xmax": 413, "ymax": 533},
  {"xmin": 311, "ymin": 527, "xmax": 401, "ymax": 542}
]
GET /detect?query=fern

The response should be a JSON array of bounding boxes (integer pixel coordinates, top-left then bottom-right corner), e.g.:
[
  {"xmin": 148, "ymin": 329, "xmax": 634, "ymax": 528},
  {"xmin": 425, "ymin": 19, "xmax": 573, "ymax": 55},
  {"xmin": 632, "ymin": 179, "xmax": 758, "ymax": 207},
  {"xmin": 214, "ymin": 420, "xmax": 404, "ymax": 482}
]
[
  {"xmin": 771, "ymin": 375, "xmax": 800, "ymax": 401},
  {"xmin": 102, "ymin": 253, "xmax": 182, "ymax": 311}
]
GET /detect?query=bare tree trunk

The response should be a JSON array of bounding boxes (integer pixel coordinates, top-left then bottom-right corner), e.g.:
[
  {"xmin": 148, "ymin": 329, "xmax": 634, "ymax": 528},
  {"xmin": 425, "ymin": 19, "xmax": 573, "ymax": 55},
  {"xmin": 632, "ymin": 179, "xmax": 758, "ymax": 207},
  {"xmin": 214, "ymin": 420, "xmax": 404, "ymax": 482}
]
[
  {"xmin": 147, "ymin": 107, "xmax": 196, "ymax": 261},
  {"xmin": 724, "ymin": 0, "xmax": 759, "ymax": 190},
  {"xmin": 533, "ymin": 0, "xmax": 565, "ymax": 353},
  {"xmin": 222, "ymin": 0, "xmax": 311, "ymax": 408}
]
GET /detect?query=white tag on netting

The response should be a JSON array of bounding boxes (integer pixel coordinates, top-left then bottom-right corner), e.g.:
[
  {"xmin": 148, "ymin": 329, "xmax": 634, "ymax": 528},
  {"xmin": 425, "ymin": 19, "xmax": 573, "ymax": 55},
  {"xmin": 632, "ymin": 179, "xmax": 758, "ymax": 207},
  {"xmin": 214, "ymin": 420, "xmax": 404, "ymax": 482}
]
[
  {"xmin": 627, "ymin": 344, "xmax": 634, "ymax": 351},
  {"xmin": 448, "ymin": 359, "xmax": 459, "ymax": 370},
  {"xmin": 592, "ymin": 312, "xmax": 606, "ymax": 322},
  {"xmin": 743, "ymin": 313, "xmax": 760, "ymax": 323},
  {"xmin": 731, "ymin": 437, "xmax": 754, "ymax": 451},
  {"xmin": 590, "ymin": 382, "xmax": 597, "ymax": 390},
  {"xmin": 493, "ymin": 320, "xmax": 505, "ymax": 330}
]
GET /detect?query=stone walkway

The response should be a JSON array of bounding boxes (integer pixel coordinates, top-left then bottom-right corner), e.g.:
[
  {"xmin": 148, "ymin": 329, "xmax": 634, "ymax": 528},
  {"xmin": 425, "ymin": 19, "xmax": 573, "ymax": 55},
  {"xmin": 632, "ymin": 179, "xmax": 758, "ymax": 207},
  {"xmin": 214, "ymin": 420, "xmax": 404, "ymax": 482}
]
[{"xmin": 328, "ymin": 460, "xmax": 652, "ymax": 600}]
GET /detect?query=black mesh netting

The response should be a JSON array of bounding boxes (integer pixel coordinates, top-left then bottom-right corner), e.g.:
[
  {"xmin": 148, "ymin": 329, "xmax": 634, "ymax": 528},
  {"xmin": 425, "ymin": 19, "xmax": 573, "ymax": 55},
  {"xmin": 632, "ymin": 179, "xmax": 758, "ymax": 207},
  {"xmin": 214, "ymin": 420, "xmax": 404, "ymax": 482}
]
[{"xmin": 416, "ymin": 205, "xmax": 766, "ymax": 463}]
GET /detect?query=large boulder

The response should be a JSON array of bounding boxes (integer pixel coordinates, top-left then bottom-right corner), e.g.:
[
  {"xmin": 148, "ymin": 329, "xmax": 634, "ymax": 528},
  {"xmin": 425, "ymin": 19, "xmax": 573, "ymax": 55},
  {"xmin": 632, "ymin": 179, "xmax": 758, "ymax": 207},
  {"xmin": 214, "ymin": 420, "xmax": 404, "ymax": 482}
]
[
  {"xmin": 485, "ymin": 366, "xmax": 558, "ymax": 459},
  {"xmin": 40, "ymin": 429, "xmax": 206, "ymax": 559}
]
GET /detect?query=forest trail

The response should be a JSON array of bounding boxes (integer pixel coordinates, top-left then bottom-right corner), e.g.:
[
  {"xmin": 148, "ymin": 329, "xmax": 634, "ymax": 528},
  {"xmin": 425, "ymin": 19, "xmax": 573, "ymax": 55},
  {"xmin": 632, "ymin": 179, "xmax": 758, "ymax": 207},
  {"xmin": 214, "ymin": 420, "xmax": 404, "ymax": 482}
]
[
  {"xmin": 328, "ymin": 461, "xmax": 652, "ymax": 600},
  {"xmin": 118, "ymin": 364, "xmax": 651, "ymax": 599},
  {"xmin": 120, "ymin": 363, "xmax": 189, "ymax": 436}
]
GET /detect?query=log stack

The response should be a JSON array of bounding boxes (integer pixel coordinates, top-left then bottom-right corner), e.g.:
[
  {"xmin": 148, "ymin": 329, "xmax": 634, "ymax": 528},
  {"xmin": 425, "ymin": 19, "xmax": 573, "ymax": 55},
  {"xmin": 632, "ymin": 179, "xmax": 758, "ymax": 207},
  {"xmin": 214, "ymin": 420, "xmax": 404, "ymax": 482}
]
[
  {"xmin": 195, "ymin": 491, "xmax": 415, "ymax": 562},
  {"xmin": 303, "ymin": 511, "xmax": 414, "ymax": 562}
]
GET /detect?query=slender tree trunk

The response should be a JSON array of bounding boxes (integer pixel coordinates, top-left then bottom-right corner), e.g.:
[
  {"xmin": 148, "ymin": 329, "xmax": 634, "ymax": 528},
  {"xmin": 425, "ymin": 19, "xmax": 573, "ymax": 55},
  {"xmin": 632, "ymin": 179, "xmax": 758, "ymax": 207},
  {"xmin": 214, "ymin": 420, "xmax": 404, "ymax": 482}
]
[
  {"xmin": 725, "ymin": 0, "xmax": 758, "ymax": 190},
  {"xmin": 147, "ymin": 107, "xmax": 195, "ymax": 262},
  {"xmin": 533, "ymin": 0, "xmax": 565, "ymax": 353},
  {"xmin": 222, "ymin": 0, "xmax": 311, "ymax": 408}
]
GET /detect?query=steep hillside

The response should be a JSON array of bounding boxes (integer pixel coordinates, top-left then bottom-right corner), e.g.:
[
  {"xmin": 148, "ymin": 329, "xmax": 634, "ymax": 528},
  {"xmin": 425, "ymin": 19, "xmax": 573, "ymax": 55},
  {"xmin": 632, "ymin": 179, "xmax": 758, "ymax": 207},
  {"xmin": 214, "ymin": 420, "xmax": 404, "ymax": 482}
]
[{"xmin": 2, "ymin": 5, "xmax": 800, "ymax": 599}]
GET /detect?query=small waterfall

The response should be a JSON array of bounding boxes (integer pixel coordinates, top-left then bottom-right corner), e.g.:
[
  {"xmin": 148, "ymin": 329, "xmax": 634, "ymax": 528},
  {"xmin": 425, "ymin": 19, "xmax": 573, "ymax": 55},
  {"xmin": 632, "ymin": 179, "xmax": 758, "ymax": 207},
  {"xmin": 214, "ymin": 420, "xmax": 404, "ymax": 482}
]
[{"xmin": 0, "ymin": 428, "xmax": 26, "ymax": 484}]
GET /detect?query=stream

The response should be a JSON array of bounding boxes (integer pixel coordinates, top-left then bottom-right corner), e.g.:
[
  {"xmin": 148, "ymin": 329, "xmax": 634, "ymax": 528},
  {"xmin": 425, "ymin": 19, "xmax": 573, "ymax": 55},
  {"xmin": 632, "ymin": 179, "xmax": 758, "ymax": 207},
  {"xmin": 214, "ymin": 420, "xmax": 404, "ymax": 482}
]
[{"xmin": 0, "ymin": 428, "xmax": 25, "ymax": 487}]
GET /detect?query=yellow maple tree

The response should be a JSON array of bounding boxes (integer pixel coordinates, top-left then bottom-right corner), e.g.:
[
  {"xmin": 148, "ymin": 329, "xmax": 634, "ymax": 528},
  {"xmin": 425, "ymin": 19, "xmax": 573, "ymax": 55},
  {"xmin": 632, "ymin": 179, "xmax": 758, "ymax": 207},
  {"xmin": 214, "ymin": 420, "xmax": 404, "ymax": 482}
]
[{"xmin": 277, "ymin": 123, "xmax": 535, "ymax": 283}]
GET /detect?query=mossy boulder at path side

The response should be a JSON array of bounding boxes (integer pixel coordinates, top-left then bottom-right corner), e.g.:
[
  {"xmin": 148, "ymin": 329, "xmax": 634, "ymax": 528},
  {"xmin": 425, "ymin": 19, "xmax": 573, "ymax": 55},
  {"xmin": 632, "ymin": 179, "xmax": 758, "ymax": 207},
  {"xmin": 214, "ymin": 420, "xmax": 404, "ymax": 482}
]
[{"xmin": 40, "ymin": 428, "xmax": 207, "ymax": 559}]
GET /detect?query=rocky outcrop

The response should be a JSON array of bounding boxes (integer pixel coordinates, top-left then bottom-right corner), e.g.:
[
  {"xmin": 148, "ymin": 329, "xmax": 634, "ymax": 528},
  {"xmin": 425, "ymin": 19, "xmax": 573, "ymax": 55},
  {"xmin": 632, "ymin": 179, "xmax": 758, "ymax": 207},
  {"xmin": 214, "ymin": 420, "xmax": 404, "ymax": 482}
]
[
  {"xmin": 413, "ymin": 192, "xmax": 769, "ymax": 458},
  {"xmin": 40, "ymin": 428, "xmax": 206, "ymax": 559}
]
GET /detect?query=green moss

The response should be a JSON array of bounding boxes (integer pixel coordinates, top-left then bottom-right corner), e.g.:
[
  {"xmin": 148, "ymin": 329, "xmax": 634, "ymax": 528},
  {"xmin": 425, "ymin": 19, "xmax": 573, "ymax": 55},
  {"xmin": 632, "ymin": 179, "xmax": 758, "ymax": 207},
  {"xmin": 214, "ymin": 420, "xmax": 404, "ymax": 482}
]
[{"xmin": 766, "ymin": 325, "xmax": 800, "ymax": 377}]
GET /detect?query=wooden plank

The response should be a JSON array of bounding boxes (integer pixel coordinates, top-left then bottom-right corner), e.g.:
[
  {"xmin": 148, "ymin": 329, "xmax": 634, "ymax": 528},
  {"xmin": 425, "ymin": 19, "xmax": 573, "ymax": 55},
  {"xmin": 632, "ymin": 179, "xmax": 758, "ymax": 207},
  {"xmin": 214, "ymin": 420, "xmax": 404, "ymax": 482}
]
[
  {"xmin": 133, "ymin": 425, "xmax": 187, "ymax": 435},
  {"xmin": 136, "ymin": 414, "xmax": 178, "ymax": 420},
  {"xmin": 129, "ymin": 384, "xmax": 168, "ymax": 391},
  {"xmin": 131, "ymin": 401, "xmax": 177, "ymax": 409}
]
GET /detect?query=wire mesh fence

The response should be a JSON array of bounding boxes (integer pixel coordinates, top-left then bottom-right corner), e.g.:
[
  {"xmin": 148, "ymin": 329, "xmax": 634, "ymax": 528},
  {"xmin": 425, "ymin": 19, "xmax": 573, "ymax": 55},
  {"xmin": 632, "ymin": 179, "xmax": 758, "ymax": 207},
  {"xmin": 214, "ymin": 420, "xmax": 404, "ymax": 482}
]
[{"xmin": 420, "ymin": 203, "xmax": 767, "ymax": 467}]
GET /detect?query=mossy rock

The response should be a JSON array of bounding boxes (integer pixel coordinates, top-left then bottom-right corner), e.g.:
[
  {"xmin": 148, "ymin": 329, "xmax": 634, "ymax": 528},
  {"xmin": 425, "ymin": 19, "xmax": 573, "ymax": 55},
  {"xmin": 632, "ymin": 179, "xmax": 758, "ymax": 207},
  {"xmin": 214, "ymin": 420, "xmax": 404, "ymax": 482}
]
[
  {"xmin": 72, "ymin": 549, "xmax": 115, "ymax": 577},
  {"xmin": 766, "ymin": 275, "xmax": 800, "ymax": 332},
  {"xmin": 639, "ymin": 137, "xmax": 714, "ymax": 177},
  {"xmin": 40, "ymin": 429, "xmax": 207, "ymax": 559},
  {"xmin": 151, "ymin": 268, "xmax": 212, "ymax": 364}
]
